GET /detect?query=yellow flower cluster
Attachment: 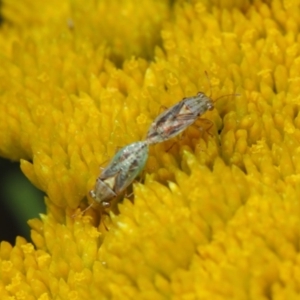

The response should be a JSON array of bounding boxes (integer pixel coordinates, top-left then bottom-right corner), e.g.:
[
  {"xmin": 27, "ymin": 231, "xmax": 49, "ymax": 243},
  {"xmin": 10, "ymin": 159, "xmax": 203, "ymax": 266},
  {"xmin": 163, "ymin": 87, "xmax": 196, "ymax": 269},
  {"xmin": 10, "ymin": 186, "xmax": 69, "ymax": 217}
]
[{"xmin": 1, "ymin": 0, "xmax": 300, "ymax": 299}]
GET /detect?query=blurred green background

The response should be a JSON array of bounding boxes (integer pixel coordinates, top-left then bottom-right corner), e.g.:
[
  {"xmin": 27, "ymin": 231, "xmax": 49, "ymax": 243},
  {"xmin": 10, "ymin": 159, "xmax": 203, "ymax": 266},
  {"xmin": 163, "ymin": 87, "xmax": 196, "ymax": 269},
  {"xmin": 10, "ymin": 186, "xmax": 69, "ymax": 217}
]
[
  {"xmin": 0, "ymin": 2, "xmax": 45, "ymax": 245},
  {"xmin": 0, "ymin": 157, "xmax": 46, "ymax": 245}
]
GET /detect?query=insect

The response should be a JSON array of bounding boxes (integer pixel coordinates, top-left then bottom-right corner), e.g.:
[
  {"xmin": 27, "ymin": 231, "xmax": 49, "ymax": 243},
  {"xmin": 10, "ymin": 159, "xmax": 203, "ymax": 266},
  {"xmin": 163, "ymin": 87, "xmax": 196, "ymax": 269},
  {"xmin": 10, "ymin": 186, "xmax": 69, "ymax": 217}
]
[
  {"xmin": 76, "ymin": 141, "xmax": 149, "ymax": 216},
  {"xmin": 146, "ymin": 92, "xmax": 215, "ymax": 144}
]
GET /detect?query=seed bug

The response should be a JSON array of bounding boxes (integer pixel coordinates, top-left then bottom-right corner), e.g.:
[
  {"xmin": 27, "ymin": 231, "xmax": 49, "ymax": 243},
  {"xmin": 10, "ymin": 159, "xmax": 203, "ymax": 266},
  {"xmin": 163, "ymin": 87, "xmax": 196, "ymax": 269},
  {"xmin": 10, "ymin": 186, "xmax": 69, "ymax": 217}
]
[
  {"xmin": 76, "ymin": 141, "xmax": 149, "ymax": 216},
  {"xmin": 146, "ymin": 72, "xmax": 239, "ymax": 145},
  {"xmin": 146, "ymin": 92, "xmax": 215, "ymax": 144}
]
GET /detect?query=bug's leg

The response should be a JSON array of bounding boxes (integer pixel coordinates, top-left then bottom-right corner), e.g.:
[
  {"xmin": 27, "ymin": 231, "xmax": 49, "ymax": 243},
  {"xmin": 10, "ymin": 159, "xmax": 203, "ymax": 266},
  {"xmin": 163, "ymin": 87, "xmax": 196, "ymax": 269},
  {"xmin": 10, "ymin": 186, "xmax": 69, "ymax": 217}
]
[
  {"xmin": 123, "ymin": 166, "xmax": 146, "ymax": 199},
  {"xmin": 159, "ymin": 105, "xmax": 168, "ymax": 112},
  {"xmin": 122, "ymin": 187, "xmax": 137, "ymax": 204},
  {"xmin": 100, "ymin": 201, "xmax": 112, "ymax": 231},
  {"xmin": 102, "ymin": 212, "xmax": 110, "ymax": 231},
  {"xmin": 72, "ymin": 199, "xmax": 96, "ymax": 218},
  {"xmin": 96, "ymin": 157, "xmax": 110, "ymax": 170},
  {"xmin": 124, "ymin": 179, "xmax": 140, "ymax": 199},
  {"xmin": 125, "ymin": 190, "xmax": 134, "ymax": 199},
  {"xmin": 197, "ymin": 118, "xmax": 214, "ymax": 137},
  {"xmin": 99, "ymin": 210, "xmax": 110, "ymax": 231},
  {"xmin": 166, "ymin": 140, "xmax": 178, "ymax": 152},
  {"xmin": 165, "ymin": 132, "xmax": 187, "ymax": 152}
]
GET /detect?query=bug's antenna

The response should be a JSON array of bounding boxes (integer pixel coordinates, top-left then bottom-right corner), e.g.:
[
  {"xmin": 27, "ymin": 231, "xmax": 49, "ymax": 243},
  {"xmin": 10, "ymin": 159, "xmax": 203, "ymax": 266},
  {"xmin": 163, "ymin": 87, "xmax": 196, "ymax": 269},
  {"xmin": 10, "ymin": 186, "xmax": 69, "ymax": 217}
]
[
  {"xmin": 214, "ymin": 93, "xmax": 240, "ymax": 102},
  {"xmin": 204, "ymin": 71, "xmax": 240, "ymax": 103},
  {"xmin": 72, "ymin": 201, "xmax": 95, "ymax": 218},
  {"xmin": 204, "ymin": 71, "xmax": 213, "ymax": 98}
]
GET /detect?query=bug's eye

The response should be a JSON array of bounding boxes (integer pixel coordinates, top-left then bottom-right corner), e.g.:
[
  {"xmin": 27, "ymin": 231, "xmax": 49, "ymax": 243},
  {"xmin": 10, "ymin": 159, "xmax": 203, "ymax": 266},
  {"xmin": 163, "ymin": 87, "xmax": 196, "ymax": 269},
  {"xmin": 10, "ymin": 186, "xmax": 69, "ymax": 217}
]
[
  {"xmin": 207, "ymin": 103, "xmax": 214, "ymax": 111},
  {"xmin": 89, "ymin": 190, "xmax": 96, "ymax": 198},
  {"xmin": 101, "ymin": 201, "xmax": 111, "ymax": 208}
]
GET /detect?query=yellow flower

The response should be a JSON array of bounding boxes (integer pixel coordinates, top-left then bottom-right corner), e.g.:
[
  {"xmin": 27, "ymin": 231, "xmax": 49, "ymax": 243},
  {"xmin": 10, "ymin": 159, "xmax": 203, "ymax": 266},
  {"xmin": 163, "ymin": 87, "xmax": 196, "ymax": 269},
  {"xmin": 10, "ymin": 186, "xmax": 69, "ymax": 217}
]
[{"xmin": 1, "ymin": 0, "xmax": 300, "ymax": 299}]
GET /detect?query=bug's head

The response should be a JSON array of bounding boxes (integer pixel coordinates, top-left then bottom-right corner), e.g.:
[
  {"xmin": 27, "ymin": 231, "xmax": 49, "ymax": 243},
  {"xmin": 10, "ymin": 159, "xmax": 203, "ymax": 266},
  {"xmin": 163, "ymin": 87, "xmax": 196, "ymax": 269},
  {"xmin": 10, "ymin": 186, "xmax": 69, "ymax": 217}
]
[
  {"xmin": 101, "ymin": 201, "xmax": 111, "ymax": 208},
  {"xmin": 71, "ymin": 192, "xmax": 96, "ymax": 218},
  {"xmin": 207, "ymin": 100, "xmax": 214, "ymax": 111},
  {"xmin": 89, "ymin": 190, "xmax": 96, "ymax": 199},
  {"xmin": 196, "ymin": 92, "xmax": 215, "ymax": 111}
]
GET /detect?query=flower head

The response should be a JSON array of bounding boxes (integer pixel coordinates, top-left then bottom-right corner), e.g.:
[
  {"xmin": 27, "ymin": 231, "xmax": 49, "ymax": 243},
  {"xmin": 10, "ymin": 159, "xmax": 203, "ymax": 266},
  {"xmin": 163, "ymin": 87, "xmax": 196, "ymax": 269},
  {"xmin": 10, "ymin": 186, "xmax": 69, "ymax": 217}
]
[{"xmin": 1, "ymin": 0, "xmax": 300, "ymax": 299}]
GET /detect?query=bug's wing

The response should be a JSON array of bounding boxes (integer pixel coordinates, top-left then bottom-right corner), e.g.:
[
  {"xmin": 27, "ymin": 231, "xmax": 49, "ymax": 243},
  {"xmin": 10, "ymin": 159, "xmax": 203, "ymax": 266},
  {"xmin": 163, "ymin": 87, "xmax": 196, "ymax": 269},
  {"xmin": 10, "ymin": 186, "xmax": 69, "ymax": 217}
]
[
  {"xmin": 100, "ymin": 164, "xmax": 120, "ymax": 179},
  {"xmin": 154, "ymin": 101, "xmax": 185, "ymax": 125},
  {"xmin": 99, "ymin": 145, "xmax": 130, "ymax": 179},
  {"xmin": 146, "ymin": 102, "xmax": 186, "ymax": 144},
  {"xmin": 147, "ymin": 101, "xmax": 184, "ymax": 132},
  {"xmin": 114, "ymin": 146, "xmax": 148, "ymax": 194},
  {"xmin": 163, "ymin": 100, "xmax": 199, "ymax": 135},
  {"xmin": 173, "ymin": 112, "xmax": 197, "ymax": 121},
  {"xmin": 98, "ymin": 142, "xmax": 141, "ymax": 183}
]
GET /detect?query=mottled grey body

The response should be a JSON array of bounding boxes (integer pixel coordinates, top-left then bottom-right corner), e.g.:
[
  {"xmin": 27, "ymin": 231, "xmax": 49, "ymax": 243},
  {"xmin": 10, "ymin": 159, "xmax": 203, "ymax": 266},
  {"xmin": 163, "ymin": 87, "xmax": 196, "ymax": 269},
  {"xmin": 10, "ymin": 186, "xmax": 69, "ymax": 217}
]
[
  {"xmin": 90, "ymin": 141, "xmax": 149, "ymax": 208},
  {"xmin": 146, "ymin": 92, "xmax": 214, "ymax": 144}
]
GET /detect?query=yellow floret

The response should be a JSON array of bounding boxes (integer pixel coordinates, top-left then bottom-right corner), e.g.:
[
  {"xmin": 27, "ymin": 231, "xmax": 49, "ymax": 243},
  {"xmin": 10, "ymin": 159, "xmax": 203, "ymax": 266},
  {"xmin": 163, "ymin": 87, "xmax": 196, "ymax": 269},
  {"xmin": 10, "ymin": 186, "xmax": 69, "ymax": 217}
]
[{"xmin": 1, "ymin": 0, "xmax": 300, "ymax": 299}]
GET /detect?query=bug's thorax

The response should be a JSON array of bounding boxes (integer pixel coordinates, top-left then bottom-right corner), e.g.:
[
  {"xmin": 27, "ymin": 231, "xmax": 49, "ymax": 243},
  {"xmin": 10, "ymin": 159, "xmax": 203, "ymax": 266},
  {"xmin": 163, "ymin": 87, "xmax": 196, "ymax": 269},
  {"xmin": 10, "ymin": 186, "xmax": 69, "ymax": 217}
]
[
  {"xmin": 184, "ymin": 92, "xmax": 215, "ymax": 116},
  {"xmin": 145, "ymin": 91, "xmax": 217, "ymax": 145},
  {"xmin": 90, "ymin": 176, "xmax": 117, "ymax": 204},
  {"xmin": 90, "ymin": 141, "xmax": 148, "ymax": 204},
  {"xmin": 102, "ymin": 174, "xmax": 118, "ymax": 190}
]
